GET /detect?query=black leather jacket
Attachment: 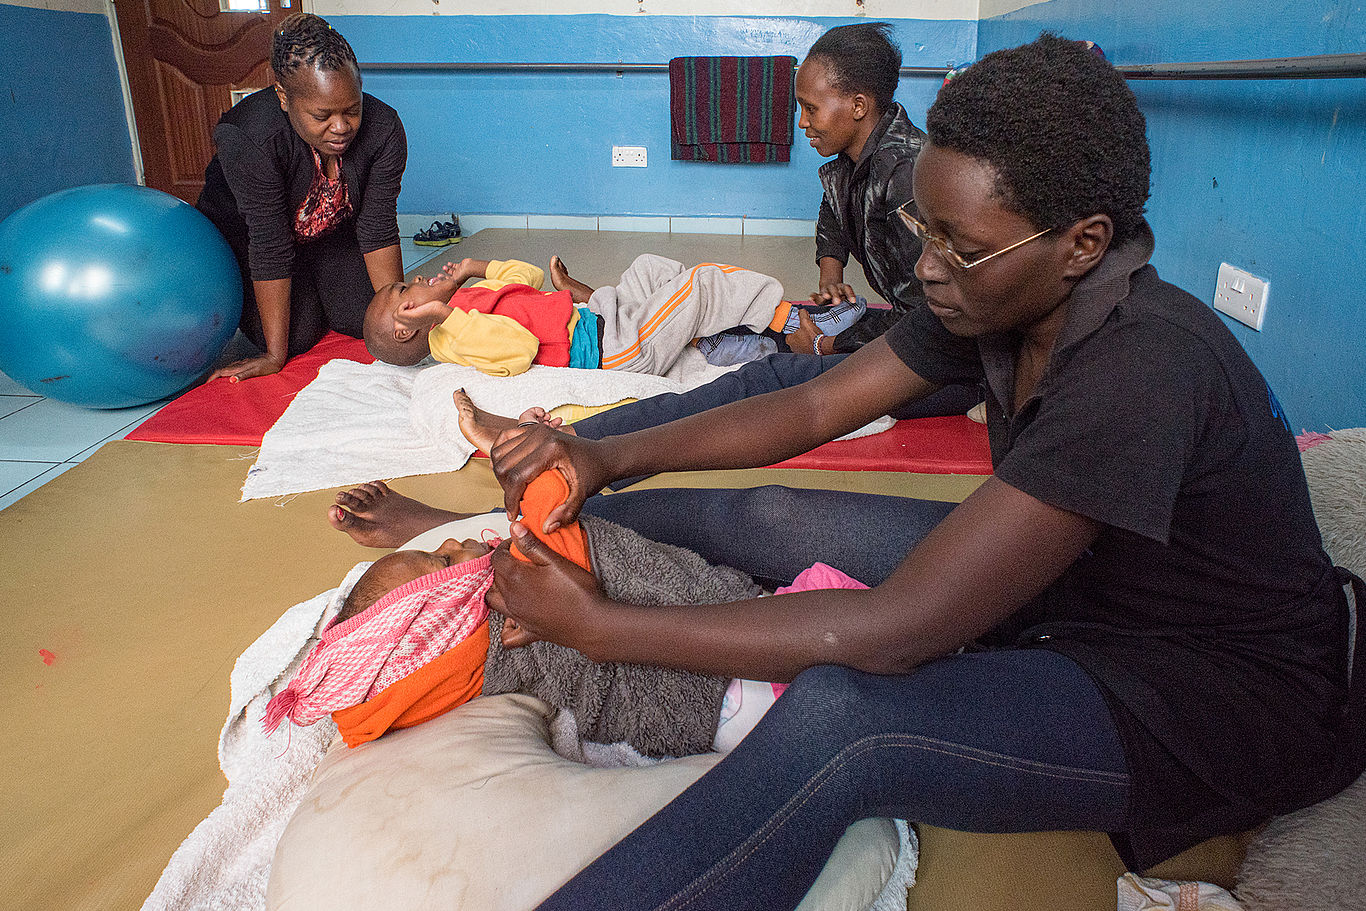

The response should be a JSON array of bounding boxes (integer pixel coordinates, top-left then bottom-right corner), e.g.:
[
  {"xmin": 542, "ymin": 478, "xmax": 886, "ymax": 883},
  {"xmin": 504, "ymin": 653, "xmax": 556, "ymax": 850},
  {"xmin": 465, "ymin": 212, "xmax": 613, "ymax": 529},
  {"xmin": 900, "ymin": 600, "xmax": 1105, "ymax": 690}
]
[{"xmin": 814, "ymin": 103, "xmax": 933, "ymax": 353}]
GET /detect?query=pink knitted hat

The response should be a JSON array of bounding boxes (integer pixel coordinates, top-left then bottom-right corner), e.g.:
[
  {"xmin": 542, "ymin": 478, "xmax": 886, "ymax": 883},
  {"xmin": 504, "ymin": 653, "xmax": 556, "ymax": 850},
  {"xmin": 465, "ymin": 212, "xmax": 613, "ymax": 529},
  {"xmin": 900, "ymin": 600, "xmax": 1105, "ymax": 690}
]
[{"xmin": 263, "ymin": 552, "xmax": 495, "ymax": 734}]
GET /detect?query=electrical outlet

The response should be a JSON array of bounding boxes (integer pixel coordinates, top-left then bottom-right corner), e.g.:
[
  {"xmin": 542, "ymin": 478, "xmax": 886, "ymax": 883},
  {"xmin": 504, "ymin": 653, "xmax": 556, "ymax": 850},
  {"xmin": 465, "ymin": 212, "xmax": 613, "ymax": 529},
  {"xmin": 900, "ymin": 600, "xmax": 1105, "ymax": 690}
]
[
  {"xmin": 1212, "ymin": 262, "xmax": 1270, "ymax": 331},
  {"xmin": 611, "ymin": 145, "xmax": 647, "ymax": 168}
]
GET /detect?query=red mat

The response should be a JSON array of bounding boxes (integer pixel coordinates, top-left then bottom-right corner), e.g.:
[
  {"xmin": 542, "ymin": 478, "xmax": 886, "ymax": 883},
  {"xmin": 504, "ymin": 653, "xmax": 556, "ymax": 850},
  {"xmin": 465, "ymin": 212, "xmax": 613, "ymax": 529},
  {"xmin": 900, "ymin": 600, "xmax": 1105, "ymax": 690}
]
[
  {"xmin": 127, "ymin": 332, "xmax": 991, "ymax": 474},
  {"xmin": 125, "ymin": 332, "xmax": 373, "ymax": 446},
  {"xmin": 775, "ymin": 415, "xmax": 990, "ymax": 474}
]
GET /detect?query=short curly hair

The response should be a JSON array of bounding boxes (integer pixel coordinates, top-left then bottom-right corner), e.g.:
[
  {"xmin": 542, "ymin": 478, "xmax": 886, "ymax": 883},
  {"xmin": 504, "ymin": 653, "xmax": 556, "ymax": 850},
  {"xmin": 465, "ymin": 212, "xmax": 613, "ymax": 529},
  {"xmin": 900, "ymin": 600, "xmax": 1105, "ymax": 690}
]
[
  {"xmin": 925, "ymin": 33, "xmax": 1150, "ymax": 243},
  {"xmin": 272, "ymin": 13, "xmax": 361, "ymax": 93},
  {"xmin": 805, "ymin": 23, "xmax": 901, "ymax": 114}
]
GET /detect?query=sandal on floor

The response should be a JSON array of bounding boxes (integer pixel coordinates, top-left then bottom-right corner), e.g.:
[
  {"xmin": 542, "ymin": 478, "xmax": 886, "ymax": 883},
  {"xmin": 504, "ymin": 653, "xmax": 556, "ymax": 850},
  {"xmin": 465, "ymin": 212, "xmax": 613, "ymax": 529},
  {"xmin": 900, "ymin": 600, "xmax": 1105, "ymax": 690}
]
[{"xmin": 413, "ymin": 216, "xmax": 461, "ymax": 246}]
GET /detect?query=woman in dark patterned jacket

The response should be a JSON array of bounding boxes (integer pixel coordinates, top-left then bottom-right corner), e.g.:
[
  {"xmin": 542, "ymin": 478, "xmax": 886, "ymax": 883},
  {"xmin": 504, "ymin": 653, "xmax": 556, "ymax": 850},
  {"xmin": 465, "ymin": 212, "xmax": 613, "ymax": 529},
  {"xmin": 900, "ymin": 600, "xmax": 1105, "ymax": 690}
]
[
  {"xmin": 791, "ymin": 23, "xmax": 970, "ymax": 378},
  {"xmin": 539, "ymin": 23, "xmax": 980, "ymax": 454}
]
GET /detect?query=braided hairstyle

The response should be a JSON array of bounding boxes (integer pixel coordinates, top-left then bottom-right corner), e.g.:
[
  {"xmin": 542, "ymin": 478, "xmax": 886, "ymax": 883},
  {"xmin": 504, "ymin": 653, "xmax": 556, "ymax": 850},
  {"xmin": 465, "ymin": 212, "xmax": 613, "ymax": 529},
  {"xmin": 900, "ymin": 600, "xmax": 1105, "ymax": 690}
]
[
  {"xmin": 271, "ymin": 13, "xmax": 361, "ymax": 94},
  {"xmin": 926, "ymin": 33, "xmax": 1150, "ymax": 244},
  {"xmin": 805, "ymin": 23, "xmax": 901, "ymax": 114}
]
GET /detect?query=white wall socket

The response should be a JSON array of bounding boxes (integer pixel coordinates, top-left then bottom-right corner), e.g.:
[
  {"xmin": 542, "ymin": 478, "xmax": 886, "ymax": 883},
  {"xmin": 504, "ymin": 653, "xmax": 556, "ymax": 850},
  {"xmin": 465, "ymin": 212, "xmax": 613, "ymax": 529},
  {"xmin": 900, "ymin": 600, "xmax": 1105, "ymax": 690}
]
[
  {"xmin": 611, "ymin": 145, "xmax": 647, "ymax": 168},
  {"xmin": 1213, "ymin": 262, "xmax": 1270, "ymax": 331}
]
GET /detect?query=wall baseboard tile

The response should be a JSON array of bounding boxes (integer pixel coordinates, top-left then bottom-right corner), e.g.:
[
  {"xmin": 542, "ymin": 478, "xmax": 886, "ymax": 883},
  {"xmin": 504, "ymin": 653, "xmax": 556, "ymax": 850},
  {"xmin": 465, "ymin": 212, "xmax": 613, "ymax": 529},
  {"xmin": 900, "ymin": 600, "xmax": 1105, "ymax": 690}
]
[{"xmin": 400, "ymin": 213, "xmax": 816, "ymax": 238}]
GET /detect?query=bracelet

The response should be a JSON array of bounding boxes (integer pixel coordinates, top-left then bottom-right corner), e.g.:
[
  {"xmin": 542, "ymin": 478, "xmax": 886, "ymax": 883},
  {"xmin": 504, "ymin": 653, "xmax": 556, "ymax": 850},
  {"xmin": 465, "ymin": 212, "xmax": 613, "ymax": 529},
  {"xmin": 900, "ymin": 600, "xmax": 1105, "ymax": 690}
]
[
  {"xmin": 812, "ymin": 332, "xmax": 826, "ymax": 356},
  {"xmin": 516, "ymin": 420, "xmax": 542, "ymax": 428}
]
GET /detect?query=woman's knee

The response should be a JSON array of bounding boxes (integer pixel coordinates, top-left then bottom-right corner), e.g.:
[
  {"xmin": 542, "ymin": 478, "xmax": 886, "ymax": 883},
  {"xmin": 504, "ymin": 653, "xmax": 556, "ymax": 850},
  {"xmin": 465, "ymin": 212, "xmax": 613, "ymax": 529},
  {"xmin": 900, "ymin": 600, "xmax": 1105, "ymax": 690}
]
[{"xmin": 770, "ymin": 664, "xmax": 892, "ymax": 746}]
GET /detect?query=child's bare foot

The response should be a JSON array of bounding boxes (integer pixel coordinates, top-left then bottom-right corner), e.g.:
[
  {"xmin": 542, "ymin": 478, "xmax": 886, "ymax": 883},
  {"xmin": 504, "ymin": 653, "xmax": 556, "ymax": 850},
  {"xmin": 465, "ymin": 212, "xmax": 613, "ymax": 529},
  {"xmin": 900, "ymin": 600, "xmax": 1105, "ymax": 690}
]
[
  {"xmin": 454, "ymin": 390, "xmax": 522, "ymax": 453},
  {"xmin": 549, "ymin": 255, "xmax": 595, "ymax": 304},
  {"xmin": 328, "ymin": 480, "xmax": 466, "ymax": 548},
  {"xmin": 453, "ymin": 389, "xmax": 574, "ymax": 454}
]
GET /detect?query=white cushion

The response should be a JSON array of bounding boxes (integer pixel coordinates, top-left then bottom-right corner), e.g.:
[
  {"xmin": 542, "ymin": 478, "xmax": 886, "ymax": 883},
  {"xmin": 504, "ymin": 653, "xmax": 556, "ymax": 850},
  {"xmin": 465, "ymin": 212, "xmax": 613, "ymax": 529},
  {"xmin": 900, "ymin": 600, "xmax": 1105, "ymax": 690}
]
[{"xmin": 268, "ymin": 693, "xmax": 900, "ymax": 910}]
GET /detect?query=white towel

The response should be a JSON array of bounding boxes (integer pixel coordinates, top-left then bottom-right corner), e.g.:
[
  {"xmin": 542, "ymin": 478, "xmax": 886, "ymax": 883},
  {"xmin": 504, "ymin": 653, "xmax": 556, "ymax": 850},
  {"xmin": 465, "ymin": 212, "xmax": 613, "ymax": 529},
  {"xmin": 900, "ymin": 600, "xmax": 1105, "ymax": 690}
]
[
  {"xmin": 241, "ymin": 360, "xmax": 707, "ymax": 501},
  {"xmin": 241, "ymin": 358, "xmax": 892, "ymax": 502}
]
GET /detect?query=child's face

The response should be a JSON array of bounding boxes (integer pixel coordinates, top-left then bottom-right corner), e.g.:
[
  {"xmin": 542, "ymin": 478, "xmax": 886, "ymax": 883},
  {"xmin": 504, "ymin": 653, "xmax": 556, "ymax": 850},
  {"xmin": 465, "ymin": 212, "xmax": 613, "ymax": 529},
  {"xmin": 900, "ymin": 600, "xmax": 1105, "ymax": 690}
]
[
  {"xmin": 338, "ymin": 538, "xmax": 494, "ymax": 624},
  {"xmin": 384, "ymin": 537, "xmax": 493, "ymax": 583},
  {"xmin": 363, "ymin": 275, "xmax": 458, "ymax": 365}
]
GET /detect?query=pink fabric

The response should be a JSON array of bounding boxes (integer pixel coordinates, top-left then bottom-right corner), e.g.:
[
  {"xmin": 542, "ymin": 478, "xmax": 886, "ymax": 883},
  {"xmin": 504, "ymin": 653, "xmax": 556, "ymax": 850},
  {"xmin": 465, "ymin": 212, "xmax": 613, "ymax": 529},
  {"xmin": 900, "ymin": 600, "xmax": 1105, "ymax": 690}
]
[
  {"xmin": 263, "ymin": 553, "xmax": 495, "ymax": 733},
  {"xmin": 774, "ymin": 562, "xmax": 869, "ymax": 596},
  {"xmin": 769, "ymin": 562, "xmax": 870, "ymax": 697},
  {"xmin": 1296, "ymin": 431, "xmax": 1334, "ymax": 452}
]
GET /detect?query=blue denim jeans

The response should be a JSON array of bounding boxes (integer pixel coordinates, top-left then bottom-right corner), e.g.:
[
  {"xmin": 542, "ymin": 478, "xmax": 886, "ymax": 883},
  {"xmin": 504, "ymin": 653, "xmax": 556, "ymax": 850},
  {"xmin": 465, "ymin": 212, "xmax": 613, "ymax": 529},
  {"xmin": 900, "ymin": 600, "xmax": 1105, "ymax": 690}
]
[
  {"xmin": 582, "ymin": 485, "xmax": 956, "ymax": 588},
  {"xmin": 574, "ymin": 351, "xmax": 973, "ymax": 586},
  {"xmin": 535, "ymin": 650, "xmax": 1131, "ymax": 911},
  {"xmin": 573, "ymin": 351, "xmax": 983, "ymax": 489}
]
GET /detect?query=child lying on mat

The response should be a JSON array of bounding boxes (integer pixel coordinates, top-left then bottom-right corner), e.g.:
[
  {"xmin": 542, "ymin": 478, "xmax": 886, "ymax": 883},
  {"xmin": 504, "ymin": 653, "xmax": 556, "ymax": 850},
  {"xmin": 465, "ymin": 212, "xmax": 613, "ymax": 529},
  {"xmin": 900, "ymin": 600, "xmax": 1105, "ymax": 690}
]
[
  {"xmin": 270, "ymin": 469, "xmax": 866, "ymax": 756},
  {"xmin": 362, "ymin": 255, "xmax": 871, "ymax": 375}
]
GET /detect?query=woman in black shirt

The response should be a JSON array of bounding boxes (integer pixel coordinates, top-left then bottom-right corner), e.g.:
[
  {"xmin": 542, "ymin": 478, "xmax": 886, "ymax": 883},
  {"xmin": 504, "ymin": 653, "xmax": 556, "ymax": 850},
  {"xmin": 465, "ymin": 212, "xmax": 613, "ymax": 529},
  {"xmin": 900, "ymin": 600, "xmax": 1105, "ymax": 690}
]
[
  {"xmin": 197, "ymin": 13, "xmax": 406, "ymax": 381},
  {"xmin": 481, "ymin": 35, "xmax": 1364, "ymax": 910}
]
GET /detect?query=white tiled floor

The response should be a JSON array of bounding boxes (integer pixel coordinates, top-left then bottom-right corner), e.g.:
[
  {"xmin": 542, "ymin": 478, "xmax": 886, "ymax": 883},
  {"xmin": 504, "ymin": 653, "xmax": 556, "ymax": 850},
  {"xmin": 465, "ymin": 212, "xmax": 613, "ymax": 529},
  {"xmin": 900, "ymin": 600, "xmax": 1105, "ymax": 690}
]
[{"xmin": 0, "ymin": 388, "xmax": 159, "ymax": 511}]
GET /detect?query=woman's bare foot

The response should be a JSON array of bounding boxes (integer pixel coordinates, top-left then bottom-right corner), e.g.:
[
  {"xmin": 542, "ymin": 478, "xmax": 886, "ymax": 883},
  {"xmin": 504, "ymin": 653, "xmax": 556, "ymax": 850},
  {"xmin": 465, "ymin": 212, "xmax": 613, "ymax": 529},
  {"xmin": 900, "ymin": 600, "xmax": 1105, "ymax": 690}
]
[
  {"xmin": 549, "ymin": 255, "xmax": 595, "ymax": 304},
  {"xmin": 453, "ymin": 389, "xmax": 574, "ymax": 455},
  {"xmin": 327, "ymin": 480, "xmax": 467, "ymax": 548}
]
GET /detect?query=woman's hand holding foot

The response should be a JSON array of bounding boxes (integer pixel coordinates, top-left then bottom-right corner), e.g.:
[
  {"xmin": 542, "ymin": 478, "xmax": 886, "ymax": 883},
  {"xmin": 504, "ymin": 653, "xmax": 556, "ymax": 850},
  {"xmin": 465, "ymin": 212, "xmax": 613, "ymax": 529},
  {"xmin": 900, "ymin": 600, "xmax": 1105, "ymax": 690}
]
[
  {"xmin": 453, "ymin": 390, "xmax": 572, "ymax": 453},
  {"xmin": 488, "ymin": 522, "xmax": 609, "ymax": 655},
  {"xmin": 490, "ymin": 425, "xmax": 610, "ymax": 533}
]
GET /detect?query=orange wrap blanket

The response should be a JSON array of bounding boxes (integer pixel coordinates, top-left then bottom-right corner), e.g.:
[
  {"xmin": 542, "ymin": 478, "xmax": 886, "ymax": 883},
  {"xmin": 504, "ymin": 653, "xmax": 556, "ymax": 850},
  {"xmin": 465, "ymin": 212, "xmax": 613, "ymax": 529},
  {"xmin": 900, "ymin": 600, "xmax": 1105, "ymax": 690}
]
[{"xmin": 333, "ymin": 471, "xmax": 587, "ymax": 747}]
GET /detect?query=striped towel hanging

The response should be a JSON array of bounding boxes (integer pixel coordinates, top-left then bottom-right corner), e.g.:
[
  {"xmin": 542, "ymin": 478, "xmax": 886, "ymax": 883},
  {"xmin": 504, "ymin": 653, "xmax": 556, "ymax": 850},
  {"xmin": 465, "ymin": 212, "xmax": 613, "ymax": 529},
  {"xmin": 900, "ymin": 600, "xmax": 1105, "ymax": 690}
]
[{"xmin": 669, "ymin": 55, "xmax": 797, "ymax": 163}]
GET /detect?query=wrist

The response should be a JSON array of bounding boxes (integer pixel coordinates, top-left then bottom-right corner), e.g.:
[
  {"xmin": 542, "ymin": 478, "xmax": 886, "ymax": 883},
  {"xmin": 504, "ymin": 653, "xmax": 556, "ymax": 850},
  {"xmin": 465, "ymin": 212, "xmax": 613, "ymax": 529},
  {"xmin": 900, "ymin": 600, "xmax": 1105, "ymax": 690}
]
[
  {"xmin": 577, "ymin": 598, "xmax": 620, "ymax": 663},
  {"xmin": 596, "ymin": 435, "xmax": 634, "ymax": 486}
]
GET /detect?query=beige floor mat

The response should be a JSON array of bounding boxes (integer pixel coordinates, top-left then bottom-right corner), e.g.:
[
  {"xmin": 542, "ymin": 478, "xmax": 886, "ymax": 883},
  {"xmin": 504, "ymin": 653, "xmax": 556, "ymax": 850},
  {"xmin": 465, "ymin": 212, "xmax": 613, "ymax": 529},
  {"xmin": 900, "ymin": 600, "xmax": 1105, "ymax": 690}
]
[{"xmin": 0, "ymin": 438, "xmax": 980, "ymax": 910}]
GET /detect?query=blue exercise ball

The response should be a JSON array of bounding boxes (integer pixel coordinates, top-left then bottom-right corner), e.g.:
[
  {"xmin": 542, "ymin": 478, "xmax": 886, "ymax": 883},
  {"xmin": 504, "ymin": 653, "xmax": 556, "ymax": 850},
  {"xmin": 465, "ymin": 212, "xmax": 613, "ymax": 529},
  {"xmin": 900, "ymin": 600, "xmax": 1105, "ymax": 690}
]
[{"xmin": 0, "ymin": 184, "xmax": 241, "ymax": 409}]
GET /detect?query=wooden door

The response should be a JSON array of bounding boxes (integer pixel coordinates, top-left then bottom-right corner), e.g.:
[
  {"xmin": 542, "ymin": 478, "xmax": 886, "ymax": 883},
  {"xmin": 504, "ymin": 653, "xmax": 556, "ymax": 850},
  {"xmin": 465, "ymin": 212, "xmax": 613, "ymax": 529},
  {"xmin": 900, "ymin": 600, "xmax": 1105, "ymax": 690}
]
[{"xmin": 113, "ymin": 0, "xmax": 296, "ymax": 203}]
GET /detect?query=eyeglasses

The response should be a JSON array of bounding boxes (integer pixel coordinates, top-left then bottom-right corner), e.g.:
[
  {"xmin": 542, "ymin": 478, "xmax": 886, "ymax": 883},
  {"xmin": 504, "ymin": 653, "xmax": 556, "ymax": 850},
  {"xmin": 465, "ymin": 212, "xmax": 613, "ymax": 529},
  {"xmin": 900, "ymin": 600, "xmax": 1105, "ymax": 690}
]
[{"xmin": 895, "ymin": 199, "xmax": 1052, "ymax": 271}]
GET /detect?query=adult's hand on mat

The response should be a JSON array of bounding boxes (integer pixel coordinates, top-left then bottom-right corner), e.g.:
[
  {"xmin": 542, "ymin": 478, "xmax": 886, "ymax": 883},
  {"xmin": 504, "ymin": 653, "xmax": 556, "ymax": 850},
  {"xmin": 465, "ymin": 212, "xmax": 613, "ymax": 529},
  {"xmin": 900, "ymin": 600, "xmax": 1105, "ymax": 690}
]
[
  {"xmin": 810, "ymin": 280, "xmax": 858, "ymax": 306},
  {"xmin": 490, "ymin": 424, "xmax": 609, "ymax": 533},
  {"xmin": 208, "ymin": 352, "xmax": 286, "ymax": 383},
  {"xmin": 488, "ymin": 523, "xmax": 608, "ymax": 653}
]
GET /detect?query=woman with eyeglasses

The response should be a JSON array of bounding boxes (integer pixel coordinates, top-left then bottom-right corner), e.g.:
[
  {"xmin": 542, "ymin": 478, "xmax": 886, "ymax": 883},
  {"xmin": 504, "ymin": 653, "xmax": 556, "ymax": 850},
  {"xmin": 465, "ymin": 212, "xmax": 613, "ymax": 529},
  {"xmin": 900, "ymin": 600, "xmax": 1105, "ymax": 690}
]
[
  {"xmin": 197, "ymin": 13, "xmax": 406, "ymax": 383},
  {"xmin": 482, "ymin": 35, "xmax": 1364, "ymax": 911}
]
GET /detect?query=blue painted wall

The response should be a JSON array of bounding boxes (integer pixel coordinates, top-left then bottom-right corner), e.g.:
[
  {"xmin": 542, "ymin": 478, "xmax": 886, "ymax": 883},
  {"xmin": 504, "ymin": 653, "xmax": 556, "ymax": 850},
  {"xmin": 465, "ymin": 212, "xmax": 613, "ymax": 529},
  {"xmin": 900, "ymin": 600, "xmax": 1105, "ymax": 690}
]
[
  {"xmin": 339, "ymin": 15, "xmax": 975, "ymax": 220},
  {"xmin": 9, "ymin": 2, "xmax": 1359, "ymax": 429},
  {"xmin": 0, "ymin": 4, "xmax": 137, "ymax": 222},
  {"xmin": 979, "ymin": 0, "xmax": 1366, "ymax": 431}
]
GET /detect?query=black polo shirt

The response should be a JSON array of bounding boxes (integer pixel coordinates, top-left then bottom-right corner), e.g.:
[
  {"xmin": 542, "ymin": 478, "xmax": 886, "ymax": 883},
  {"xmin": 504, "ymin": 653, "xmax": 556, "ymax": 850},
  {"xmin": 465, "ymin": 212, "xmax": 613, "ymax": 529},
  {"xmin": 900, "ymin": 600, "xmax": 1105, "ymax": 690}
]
[{"xmin": 886, "ymin": 223, "xmax": 1360, "ymax": 867}]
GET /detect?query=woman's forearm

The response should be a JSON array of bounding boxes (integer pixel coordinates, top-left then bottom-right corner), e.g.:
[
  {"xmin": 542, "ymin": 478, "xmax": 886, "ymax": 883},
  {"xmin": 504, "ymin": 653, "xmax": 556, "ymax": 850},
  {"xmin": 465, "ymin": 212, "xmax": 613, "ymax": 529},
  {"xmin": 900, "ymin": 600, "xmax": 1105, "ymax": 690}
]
[
  {"xmin": 601, "ymin": 338, "xmax": 935, "ymax": 482},
  {"xmin": 817, "ymin": 256, "xmax": 846, "ymax": 289},
  {"xmin": 566, "ymin": 479, "xmax": 1103, "ymax": 683},
  {"xmin": 362, "ymin": 244, "xmax": 404, "ymax": 290},
  {"xmin": 253, "ymin": 278, "xmax": 293, "ymax": 363}
]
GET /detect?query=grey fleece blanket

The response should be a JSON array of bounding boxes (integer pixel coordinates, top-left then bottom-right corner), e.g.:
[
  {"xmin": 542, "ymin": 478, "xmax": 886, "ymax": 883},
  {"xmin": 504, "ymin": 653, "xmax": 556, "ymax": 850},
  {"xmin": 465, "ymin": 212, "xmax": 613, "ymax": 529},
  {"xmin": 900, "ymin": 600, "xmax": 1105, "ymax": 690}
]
[{"xmin": 483, "ymin": 516, "xmax": 761, "ymax": 757}]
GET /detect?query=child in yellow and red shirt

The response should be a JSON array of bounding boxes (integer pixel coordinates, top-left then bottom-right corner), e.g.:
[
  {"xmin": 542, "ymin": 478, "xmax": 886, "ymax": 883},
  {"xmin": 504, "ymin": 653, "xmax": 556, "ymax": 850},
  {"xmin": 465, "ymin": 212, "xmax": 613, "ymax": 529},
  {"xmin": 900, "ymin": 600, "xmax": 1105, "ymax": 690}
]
[
  {"xmin": 363, "ymin": 256, "xmax": 871, "ymax": 376},
  {"xmin": 362, "ymin": 257, "xmax": 590, "ymax": 376}
]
